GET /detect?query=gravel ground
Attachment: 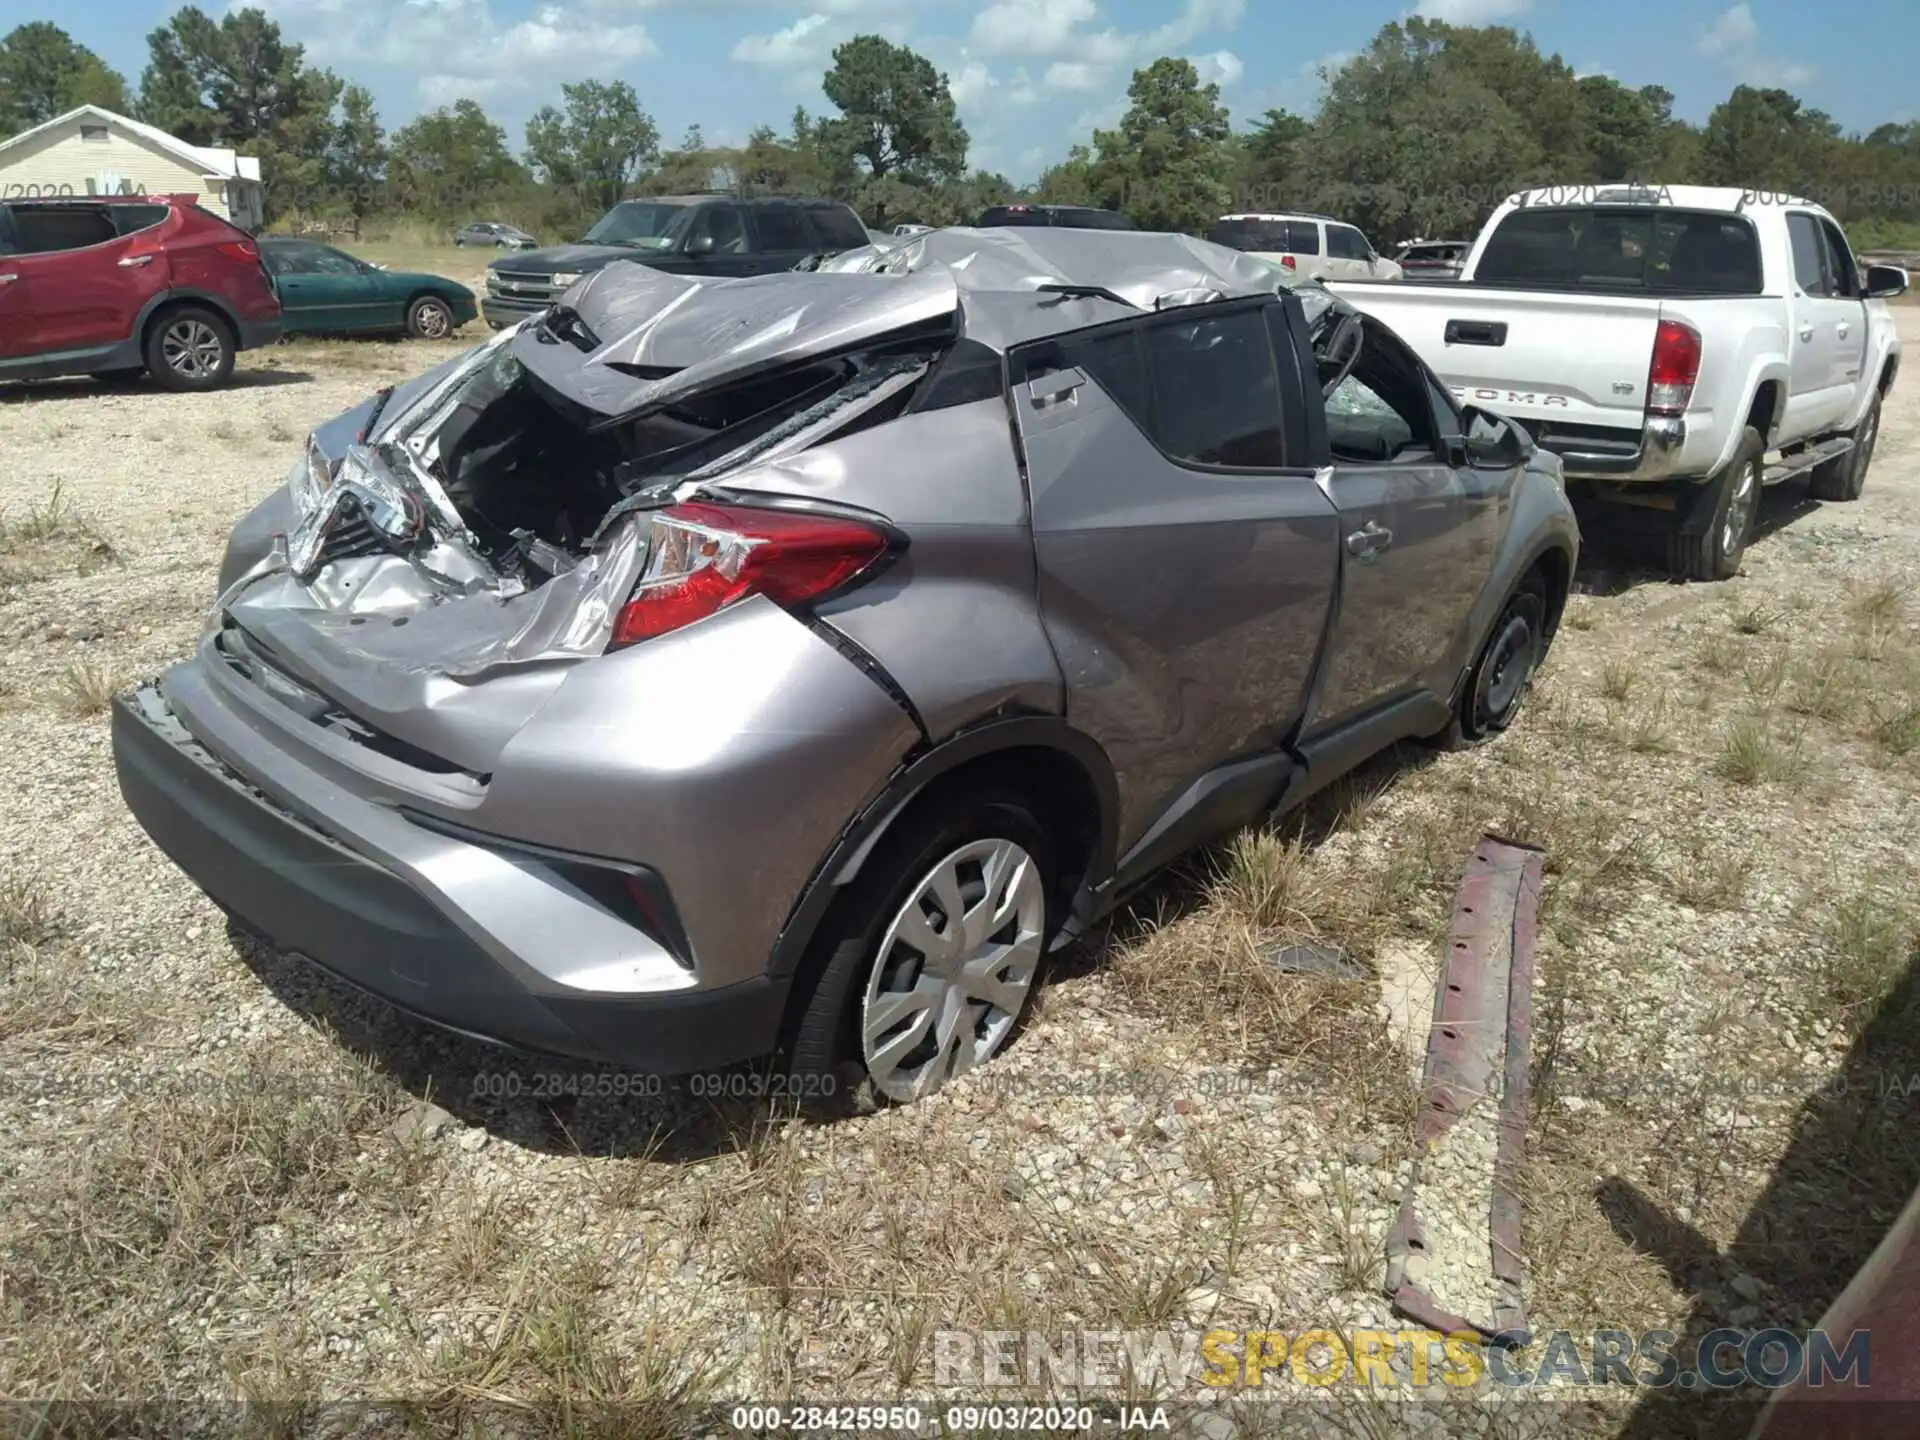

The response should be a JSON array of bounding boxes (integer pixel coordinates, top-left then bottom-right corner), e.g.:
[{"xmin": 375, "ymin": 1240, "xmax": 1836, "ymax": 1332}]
[{"xmin": 1, "ymin": 298, "xmax": 1917, "ymax": 1437}]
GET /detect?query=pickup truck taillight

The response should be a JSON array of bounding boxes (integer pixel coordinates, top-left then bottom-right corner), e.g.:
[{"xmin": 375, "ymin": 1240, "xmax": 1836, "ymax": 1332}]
[
  {"xmin": 1647, "ymin": 318, "xmax": 1701, "ymax": 417},
  {"xmin": 1281, "ymin": 255, "xmax": 1297, "ymax": 270},
  {"xmin": 609, "ymin": 502, "xmax": 893, "ymax": 649}
]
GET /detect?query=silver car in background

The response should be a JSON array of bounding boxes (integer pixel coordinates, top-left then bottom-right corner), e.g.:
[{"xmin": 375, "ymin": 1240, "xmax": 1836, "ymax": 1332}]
[{"xmin": 113, "ymin": 228, "xmax": 1577, "ymax": 1107}]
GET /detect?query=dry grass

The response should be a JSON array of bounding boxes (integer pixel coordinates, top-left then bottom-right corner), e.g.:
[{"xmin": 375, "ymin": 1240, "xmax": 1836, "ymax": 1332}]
[
  {"xmin": 0, "ymin": 481, "xmax": 117, "ymax": 589},
  {"xmin": 59, "ymin": 656, "xmax": 128, "ymax": 716}
]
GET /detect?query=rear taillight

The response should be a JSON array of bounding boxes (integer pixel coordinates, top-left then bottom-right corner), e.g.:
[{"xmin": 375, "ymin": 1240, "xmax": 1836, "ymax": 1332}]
[
  {"xmin": 215, "ymin": 238, "xmax": 259, "ymax": 263},
  {"xmin": 1281, "ymin": 255, "xmax": 1297, "ymax": 270},
  {"xmin": 1647, "ymin": 318, "xmax": 1701, "ymax": 417},
  {"xmin": 609, "ymin": 502, "xmax": 892, "ymax": 650}
]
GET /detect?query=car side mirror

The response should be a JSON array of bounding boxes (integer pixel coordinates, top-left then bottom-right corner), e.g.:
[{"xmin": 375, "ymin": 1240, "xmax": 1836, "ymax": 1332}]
[
  {"xmin": 1865, "ymin": 264, "xmax": 1909, "ymax": 300},
  {"xmin": 1460, "ymin": 404, "xmax": 1530, "ymax": 467},
  {"xmin": 686, "ymin": 233, "xmax": 716, "ymax": 257}
]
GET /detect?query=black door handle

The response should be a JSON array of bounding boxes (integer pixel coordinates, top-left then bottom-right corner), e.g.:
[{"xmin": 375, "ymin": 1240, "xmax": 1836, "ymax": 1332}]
[{"xmin": 1444, "ymin": 319, "xmax": 1508, "ymax": 346}]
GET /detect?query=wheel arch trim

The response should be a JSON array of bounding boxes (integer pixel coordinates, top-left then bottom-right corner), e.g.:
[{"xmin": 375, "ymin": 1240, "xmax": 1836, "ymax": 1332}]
[{"xmin": 765, "ymin": 714, "xmax": 1119, "ymax": 981}]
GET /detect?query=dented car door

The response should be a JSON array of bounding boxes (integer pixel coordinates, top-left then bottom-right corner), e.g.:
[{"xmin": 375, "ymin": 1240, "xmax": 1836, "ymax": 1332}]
[{"xmin": 1010, "ymin": 301, "xmax": 1341, "ymax": 851}]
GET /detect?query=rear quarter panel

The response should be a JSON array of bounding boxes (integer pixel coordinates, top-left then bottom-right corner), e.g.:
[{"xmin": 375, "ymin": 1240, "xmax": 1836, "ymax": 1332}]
[{"xmin": 733, "ymin": 397, "xmax": 1069, "ymax": 744}]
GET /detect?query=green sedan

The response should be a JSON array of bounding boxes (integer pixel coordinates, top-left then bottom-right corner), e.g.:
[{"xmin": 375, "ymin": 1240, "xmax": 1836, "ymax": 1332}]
[{"xmin": 258, "ymin": 238, "xmax": 477, "ymax": 339}]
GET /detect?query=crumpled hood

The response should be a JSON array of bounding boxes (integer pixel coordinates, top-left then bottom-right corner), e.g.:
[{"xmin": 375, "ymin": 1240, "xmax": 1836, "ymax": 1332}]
[
  {"xmin": 506, "ymin": 226, "xmax": 1299, "ymax": 420},
  {"xmin": 509, "ymin": 263, "xmax": 962, "ymax": 420}
]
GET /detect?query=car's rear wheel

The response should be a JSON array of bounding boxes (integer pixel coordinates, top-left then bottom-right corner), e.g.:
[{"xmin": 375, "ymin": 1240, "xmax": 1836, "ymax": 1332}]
[
  {"xmin": 1810, "ymin": 394, "xmax": 1880, "ymax": 502},
  {"xmin": 144, "ymin": 308, "xmax": 234, "ymax": 392},
  {"xmin": 1668, "ymin": 426, "xmax": 1762, "ymax": 582},
  {"xmin": 407, "ymin": 296, "xmax": 455, "ymax": 340},
  {"xmin": 787, "ymin": 791, "xmax": 1057, "ymax": 1110},
  {"xmin": 1435, "ymin": 571, "xmax": 1550, "ymax": 749}
]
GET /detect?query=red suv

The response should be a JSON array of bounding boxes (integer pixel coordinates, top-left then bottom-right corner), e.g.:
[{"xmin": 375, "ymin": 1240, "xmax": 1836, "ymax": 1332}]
[{"xmin": 0, "ymin": 193, "xmax": 283, "ymax": 391}]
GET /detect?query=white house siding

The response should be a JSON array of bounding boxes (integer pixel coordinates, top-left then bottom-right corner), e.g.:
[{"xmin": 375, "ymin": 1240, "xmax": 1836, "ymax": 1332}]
[{"xmin": 0, "ymin": 115, "xmax": 264, "ymax": 228}]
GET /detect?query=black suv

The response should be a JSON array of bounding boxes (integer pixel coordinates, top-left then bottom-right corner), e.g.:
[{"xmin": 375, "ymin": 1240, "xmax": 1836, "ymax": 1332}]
[
  {"xmin": 482, "ymin": 194, "xmax": 870, "ymax": 328},
  {"xmin": 976, "ymin": 203, "xmax": 1135, "ymax": 231}
]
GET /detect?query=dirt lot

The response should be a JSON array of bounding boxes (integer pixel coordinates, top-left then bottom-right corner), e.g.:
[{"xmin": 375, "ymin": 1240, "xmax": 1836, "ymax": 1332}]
[{"xmin": 1, "ymin": 290, "xmax": 1917, "ymax": 1436}]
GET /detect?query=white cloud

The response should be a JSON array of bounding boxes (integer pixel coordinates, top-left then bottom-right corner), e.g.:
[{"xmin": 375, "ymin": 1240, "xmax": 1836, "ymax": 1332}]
[
  {"xmin": 1694, "ymin": 3, "xmax": 1812, "ymax": 86},
  {"xmin": 969, "ymin": 0, "xmax": 1241, "ymax": 92},
  {"xmin": 949, "ymin": 58, "xmax": 998, "ymax": 109},
  {"xmin": 969, "ymin": 0, "xmax": 1097, "ymax": 57},
  {"xmin": 254, "ymin": 0, "xmax": 657, "ymax": 102},
  {"xmin": 1044, "ymin": 60, "xmax": 1104, "ymax": 92},
  {"xmin": 1192, "ymin": 48, "xmax": 1243, "ymax": 88},
  {"xmin": 1412, "ymin": 0, "xmax": 1529, "ymax": 21},
  {"xmin": 730, "ymin": 12, "xmax": 831, "ymax": 64}
]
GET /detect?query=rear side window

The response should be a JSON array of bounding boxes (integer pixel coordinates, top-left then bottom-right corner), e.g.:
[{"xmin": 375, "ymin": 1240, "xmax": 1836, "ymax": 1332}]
[
  {"xmin": 1786, "ymin": 214, "xmax": 1831, "ymax": 295},
  {"xmin": 110, "ymin": 204, "xmax": 170, "ymax": 236},
  {"xmin": 10, "ymin": 205, "xmax": 117, "ymax": 254},
  {"xmin": 1207, "ymin": 218, "xmax": 1317, "ymax": 254},
  {"xmin": 1141, "ymin": 309, "xmax": 1287, "ymax": 468},
  {"xmin": 750, "ymin": 203, "xmax": 814, "ymax": 251},
  {"xmin": 1476, "ymin": 207, "xmax": 1762, "ymax": 294},
  {"xmin": 1018, "ymin": 306, "xmax": 1289, "ymax": 468},
  {"xmin": 807, "ymin": 204, "xmax": 869, "ymax": 249},
  {"xmin": 1327, "ymin": 225, "xmax": 1370, "ymax": 260}
]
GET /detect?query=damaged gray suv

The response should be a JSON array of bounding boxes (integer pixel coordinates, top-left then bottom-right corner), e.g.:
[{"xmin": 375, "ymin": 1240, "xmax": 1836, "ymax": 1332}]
[{"xmin": 113, "ymin": 228, "xmax": 1578, "ymax": 1107}]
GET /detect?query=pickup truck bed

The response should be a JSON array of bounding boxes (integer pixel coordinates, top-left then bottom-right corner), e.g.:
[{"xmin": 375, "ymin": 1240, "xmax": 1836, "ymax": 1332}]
[
  {"xmin": 1327, "ymin": 186, "xmax": 1906, "ymax": 582},
  {"xmin": 1327, "ymin": 279, "xmax": 1765, "ymax": 484}
]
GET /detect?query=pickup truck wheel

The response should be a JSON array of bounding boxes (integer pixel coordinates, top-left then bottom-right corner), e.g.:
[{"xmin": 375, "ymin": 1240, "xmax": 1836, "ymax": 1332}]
[
  {"xmin": 1668, "ymin": 426, "xmax": 1762, "ymax": 582},
  {"xmin": 785, "ymin": 791, "xmax": 1057, "ymax": 1112},
  {"xmin": 1434, "ymin": 572, "xmax": 1549, "ymax": 749},
  {"xmin": 1810, "ymin": 395, "xmax": 1880, "ymax": 502}
]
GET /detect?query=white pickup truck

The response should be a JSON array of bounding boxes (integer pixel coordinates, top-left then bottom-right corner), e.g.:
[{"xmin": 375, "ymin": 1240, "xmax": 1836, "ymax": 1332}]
[{"xmin": 1330, "ymin": 185, "xmax": 1907, "ymax": 580}]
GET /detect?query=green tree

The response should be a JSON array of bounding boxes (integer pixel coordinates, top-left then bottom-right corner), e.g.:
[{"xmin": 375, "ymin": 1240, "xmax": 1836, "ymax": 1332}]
[
  {"xmin": 0, "ymin": 23, "xmax": 129, "ymax": 132},
  {"xmin": 135, "ymin": 7, "xmax": 342, "ymax": 217},
  {"xmin": 817, "ymin": 34, "xmax": 969, "ymax": 215},
  {"xmin": 1090, "ymin": 57, "xmax": 1233, "ymax": 234},
  {"xmin": 389, "ymin": 99, "xmax": 524, "ymax": 215},
  {"xmin": 1237, "ymin": 107, "xmax": 1312, "ymax": 206},
  {"xmin": 1297, "ymin": 23, "xmax": 1539, "ymax": 242},
  {"xmin": 524, "ymin": 79, "xmax": 660, "ymax": 212},
  {"xmin": 1576, "ymin": 76, "xmax": 1663, "ymax": 182},
  {"xmin": 321, "ymin": 84, "xmax": 386, "ymax": 225},
  {"xmin": 1033, "ymin": 145, "xmax": 1099, "ymax": 206},
  {"xmin": 1700, "ymin": 85, "xmax": 1842, "ymax": 194},
  {"xmin": 646, "ymin": 121, "xmax": 723, "ymax": 195}
]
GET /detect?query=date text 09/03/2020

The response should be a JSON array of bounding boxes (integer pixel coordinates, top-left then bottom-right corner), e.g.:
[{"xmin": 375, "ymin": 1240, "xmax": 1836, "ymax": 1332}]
[{"xmin": 724, "ymin": 1405, "xmax": 1173, "ymax": 1433}]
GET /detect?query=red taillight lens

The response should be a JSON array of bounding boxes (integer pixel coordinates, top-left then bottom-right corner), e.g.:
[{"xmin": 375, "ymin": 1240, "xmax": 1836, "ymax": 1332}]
[
  {"xmin": 215, "ymin": 238, "xmax": 259, "ymax": 263},
  {"xmin": 1281, "ymin": 255, "xmax": 1297, "ymax": 270},
  {"xmin": 609, "ymin": 501, "xmax": 891, "ymax": 650},
  {"xmin": 1647, "ymin": 318, "xmax": 1701, "ymax": 417}
]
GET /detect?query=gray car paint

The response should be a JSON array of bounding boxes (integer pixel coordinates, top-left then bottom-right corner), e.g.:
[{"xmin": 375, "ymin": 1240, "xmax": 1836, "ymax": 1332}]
[{"xmin": 127, "ymin": 228, "xmax": 1579, "ymax": 1072}]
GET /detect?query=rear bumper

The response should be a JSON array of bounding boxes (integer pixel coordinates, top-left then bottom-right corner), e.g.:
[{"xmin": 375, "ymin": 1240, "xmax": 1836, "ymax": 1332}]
[
  {"xmin": 1539, "ymin": 415, "xmax": 1692, "ymax": 483},
  {"xmin": 111, "ymin": 683, "xmax": 787, "ymax": 1073},
  {"xmin": 237, "ymin": 315, "xmax": 285, "ymax": 351}
]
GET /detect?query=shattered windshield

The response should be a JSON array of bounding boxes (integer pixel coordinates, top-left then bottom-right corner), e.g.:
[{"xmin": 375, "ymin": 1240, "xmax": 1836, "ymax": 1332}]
[{"xmin": 582, "ymin": 202, "xmax": 693, "ymax": 250}]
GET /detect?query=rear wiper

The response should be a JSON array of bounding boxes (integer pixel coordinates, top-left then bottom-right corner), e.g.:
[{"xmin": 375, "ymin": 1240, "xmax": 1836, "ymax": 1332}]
[
  {"xmin": 535, "ymin": 304, "xmax": 600, "ymax": 352},
  {"xmin": 1034, "ymin": 283, "xmax": 1140, "ymax": 308}
]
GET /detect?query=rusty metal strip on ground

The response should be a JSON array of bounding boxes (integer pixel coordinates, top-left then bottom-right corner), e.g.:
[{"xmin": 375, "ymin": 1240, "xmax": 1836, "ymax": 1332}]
[{"xmin": 1382, "ymin": 832, "xmax": 1543, "ymax": 1347}]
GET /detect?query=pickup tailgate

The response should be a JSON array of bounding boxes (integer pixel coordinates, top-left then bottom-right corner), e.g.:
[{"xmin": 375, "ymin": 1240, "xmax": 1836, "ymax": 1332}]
[{"xmin": 1327, "ymin": 281, "xmax": 1663, "ymax": 436}]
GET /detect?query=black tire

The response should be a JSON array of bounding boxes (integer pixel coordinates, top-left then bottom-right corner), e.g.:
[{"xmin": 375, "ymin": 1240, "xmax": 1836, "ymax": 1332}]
[
  {"xmin": 785, "ymin": 789, "xmax": 1059, "ymax": 1112},
  {"xmin": 1667, "ymin": 425, "xmax": 1763, "ymax": 582},
  {"xmin": 406, "ymin": 295, "xmax": 455, "ymax": 340},
  {"xmin": 1809, "ymin": 394, "xmax": 1880, "ymax": 502},
  {"xmin": 1435, "ymin": 570, "xmax": 1551, "ymax": 749},
  {"xmin": 143, "ymin": 307, "xmax": 235, "ymax": 392}
]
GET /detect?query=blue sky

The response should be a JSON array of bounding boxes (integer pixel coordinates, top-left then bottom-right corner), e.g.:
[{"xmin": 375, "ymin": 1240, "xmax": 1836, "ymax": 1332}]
[{"xmin": 12, "ymin": 0, "xmax": 1917, "ymax": 182}]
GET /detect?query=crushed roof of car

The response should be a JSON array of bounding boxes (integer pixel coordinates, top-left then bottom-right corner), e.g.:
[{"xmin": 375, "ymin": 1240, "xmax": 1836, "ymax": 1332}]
[{"xmin": 510, "ymin": 226, "xmax": 1310, "ymax": 419}]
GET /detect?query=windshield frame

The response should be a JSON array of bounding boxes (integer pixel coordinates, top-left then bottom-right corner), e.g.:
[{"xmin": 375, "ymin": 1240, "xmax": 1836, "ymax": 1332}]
[{"xmin": 581, "ymin": 201, "xmax": 696, "ymax": 250}]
